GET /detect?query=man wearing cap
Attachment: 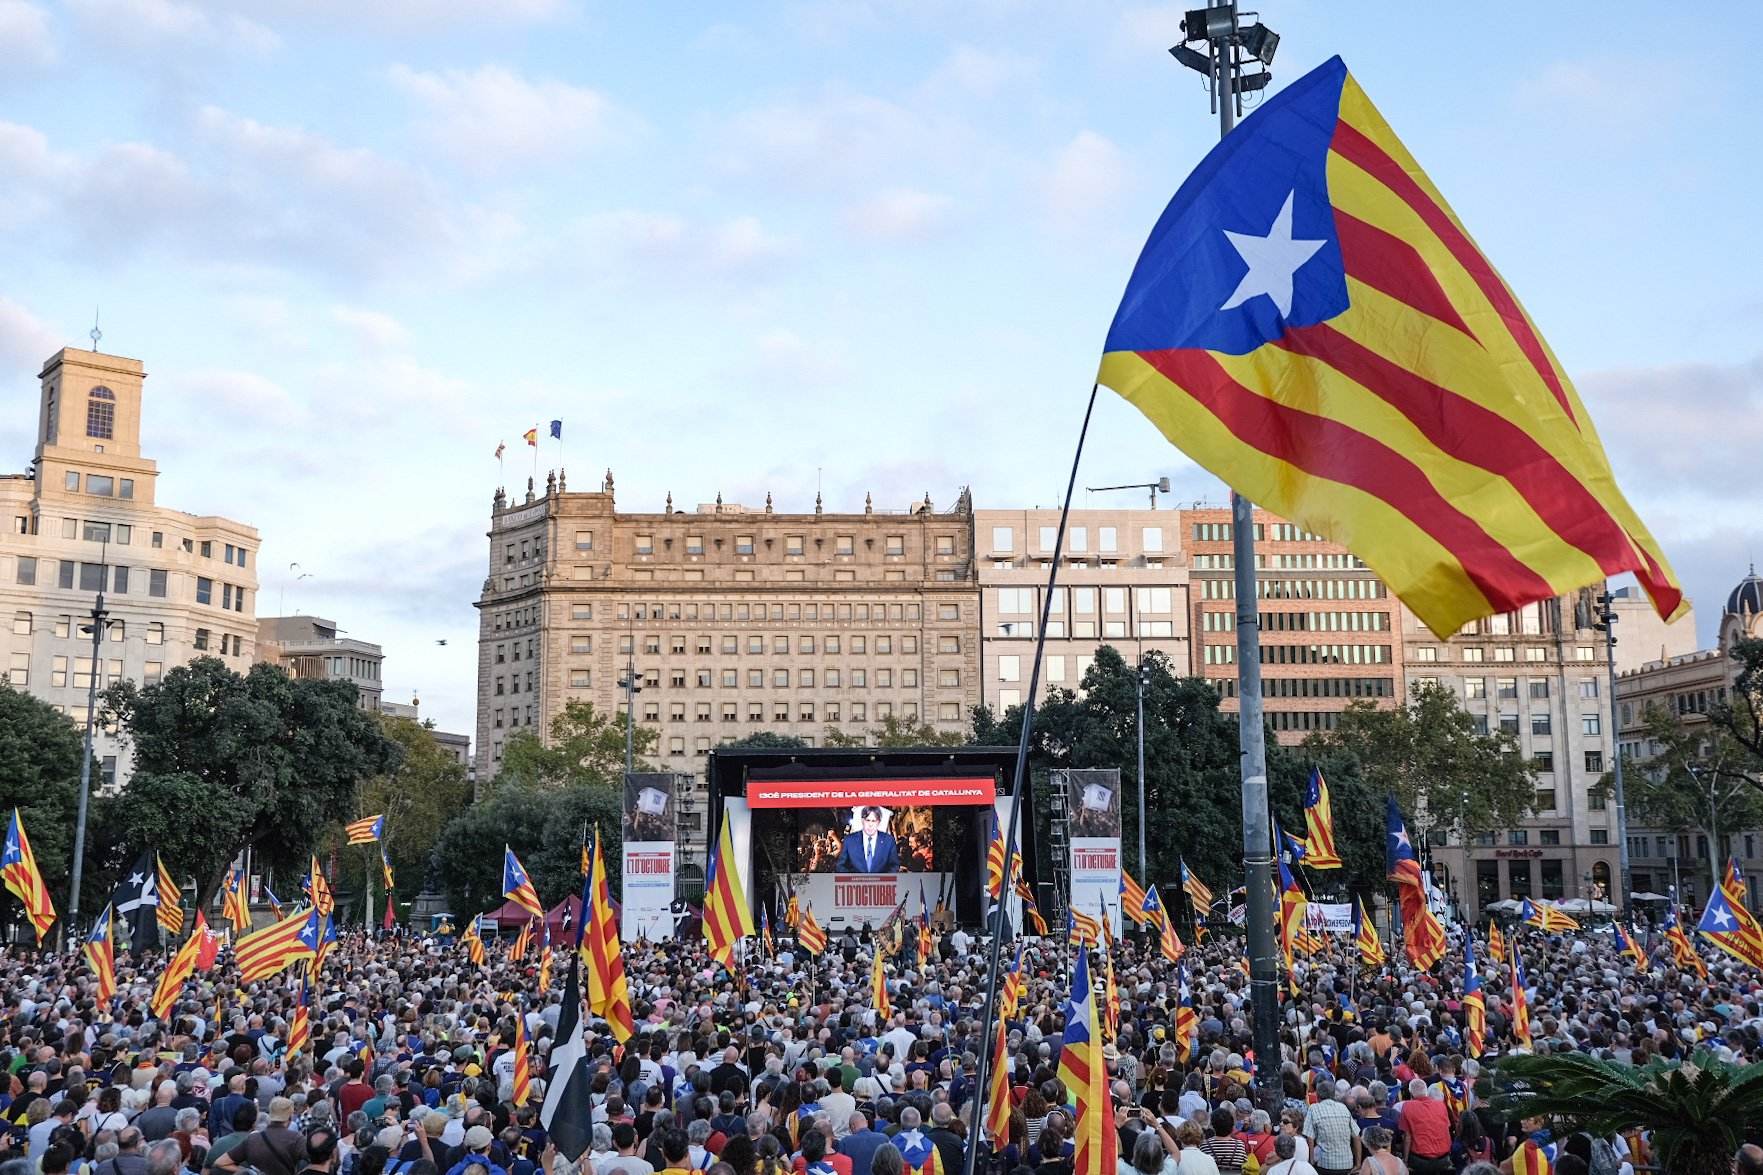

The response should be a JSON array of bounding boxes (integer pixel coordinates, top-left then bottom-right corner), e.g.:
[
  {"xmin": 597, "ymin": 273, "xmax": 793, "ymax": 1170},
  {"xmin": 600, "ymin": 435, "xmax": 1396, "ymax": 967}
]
[
  {"xmin": 444, "ymin": 1126, "xmax": 508, "ymax": 1175},
  {"xmin": 215, "ymin": 1098, "xmax": 306, "ymax": 1175}
]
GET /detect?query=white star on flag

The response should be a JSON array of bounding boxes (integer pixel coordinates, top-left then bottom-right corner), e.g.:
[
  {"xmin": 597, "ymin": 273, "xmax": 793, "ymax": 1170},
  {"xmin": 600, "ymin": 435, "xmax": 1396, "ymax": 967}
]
[{"xmin": 1219, "ymin": 191, "xmax": 1326, "ymax": 318}]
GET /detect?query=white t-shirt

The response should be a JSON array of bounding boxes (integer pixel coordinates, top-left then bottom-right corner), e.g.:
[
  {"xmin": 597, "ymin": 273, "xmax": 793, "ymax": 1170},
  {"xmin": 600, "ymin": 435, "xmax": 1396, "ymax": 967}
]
[{"xmin": 1263, "ymin": 1159, "xmax": 1317, "ymax": 1175}]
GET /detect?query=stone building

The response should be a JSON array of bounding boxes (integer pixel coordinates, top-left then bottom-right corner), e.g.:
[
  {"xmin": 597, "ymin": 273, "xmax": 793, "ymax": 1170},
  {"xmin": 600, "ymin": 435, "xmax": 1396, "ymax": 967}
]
[
  {"xmin": 473, "ymin": 472, "xmax": 981, "ymax": 873},
  {"xmin": 1185, "ymin": 505, "xmax": 1404, "ymax": 743},
  {"xmin": 1403, "ymin": 590, "xmax": 1618, "ymax": 918},
  {"xmin": 973, "ymin": 508, "xmax": 1191, "ymax": 709},
  {"xmin": 0, "ymin": 347, "xmax": 260, "ymax": 788},
  {"xmin": 257, "ymin": 615, "xmax": 384, "ymax": 710},
  {"xmin": 1619, "ymin": 570, "xmax": 1762, "ymax": 907}
]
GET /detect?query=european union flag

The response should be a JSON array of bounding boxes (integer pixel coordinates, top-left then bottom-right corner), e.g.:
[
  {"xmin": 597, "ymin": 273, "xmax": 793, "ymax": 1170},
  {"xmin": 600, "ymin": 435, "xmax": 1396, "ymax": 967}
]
[{"xmin": 549, "ymin": 419, "xmax": 563, "ymax": 439}]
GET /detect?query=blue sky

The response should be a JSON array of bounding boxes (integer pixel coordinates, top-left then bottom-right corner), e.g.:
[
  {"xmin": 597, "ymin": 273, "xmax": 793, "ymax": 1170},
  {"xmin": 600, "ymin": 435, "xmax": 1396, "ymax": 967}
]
[{"xmin": 2, "ymin": 1, "xmax": 1759, "ymax": 735}]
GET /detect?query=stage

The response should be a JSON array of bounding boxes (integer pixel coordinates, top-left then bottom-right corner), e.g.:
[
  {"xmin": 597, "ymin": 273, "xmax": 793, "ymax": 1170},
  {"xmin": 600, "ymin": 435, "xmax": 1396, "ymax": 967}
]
[{"xmin": 704, "ymin": 745, "xmax": 1039, "ymax": 931}]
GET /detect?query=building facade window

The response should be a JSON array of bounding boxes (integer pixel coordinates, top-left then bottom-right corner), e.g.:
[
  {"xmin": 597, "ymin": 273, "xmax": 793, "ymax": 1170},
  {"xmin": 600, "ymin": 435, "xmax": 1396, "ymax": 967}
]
[{"xmin": 86, "ymin": 386, "xmax": 115, "ymax": 439}]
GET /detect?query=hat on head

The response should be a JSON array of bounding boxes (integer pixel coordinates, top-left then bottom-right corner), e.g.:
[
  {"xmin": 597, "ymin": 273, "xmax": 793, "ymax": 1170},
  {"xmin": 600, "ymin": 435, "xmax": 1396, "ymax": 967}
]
[{"xmin": 464, "ymin": 1125, "xmax": 494, "ymax": 1151}]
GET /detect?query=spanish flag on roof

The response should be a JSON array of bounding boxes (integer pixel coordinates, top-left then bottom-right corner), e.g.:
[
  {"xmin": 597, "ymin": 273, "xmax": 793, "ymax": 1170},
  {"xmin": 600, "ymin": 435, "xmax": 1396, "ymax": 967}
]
[{"xmin": 1098, "ymin": 56, "xmax": 1681, "ymax": 637}]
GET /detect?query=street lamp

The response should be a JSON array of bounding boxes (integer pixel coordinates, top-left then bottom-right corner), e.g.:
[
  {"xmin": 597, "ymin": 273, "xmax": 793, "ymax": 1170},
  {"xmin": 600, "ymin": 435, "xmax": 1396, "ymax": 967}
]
[
  {"xmin": 1135, "ymin": 657, "xmax": 1151, "ymax": 880},
  {"xmin": 1589, "ymin": 590, "xmax": 1631, "ymax": 919},
  {"xmin": 618, "ymin": 650, "xmax": 641, "ymax": 775},
  {"xmin": 65, "ymin": 540, "xmax": 110, "ymax": 950}
]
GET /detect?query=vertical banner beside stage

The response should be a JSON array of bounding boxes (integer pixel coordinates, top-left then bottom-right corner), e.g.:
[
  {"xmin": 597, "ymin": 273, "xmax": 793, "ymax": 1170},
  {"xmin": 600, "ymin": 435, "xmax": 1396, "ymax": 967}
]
[
  {"xmin": 1063, "ymin": 768, "xmax": 1124, "ymax": 939},
  {"xmin": 622, "ymin": 772, "xmax": 679, "ymax": 942}
]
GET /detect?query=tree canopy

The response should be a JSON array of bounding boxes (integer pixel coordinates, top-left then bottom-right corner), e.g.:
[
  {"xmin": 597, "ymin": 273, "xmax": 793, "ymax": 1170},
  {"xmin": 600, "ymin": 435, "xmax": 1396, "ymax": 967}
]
[
  {"xmin": 1308, "ymin": 681, "xmax": 1536, "ymax": 845},
  {"xmin": 823, "ymin": 714, "xmax": 967, "ymax": 748},
  {"xmin": 342, "ymin": 715, "xmax": 474, "ymax": 903},
  {"xmin": 98, "ymin": 658, "xmax": 401, "ymax": 903},
  {"xmin": 431, "ymin": 783, "xmax": 623, "ymax": 916},
  {"xmin": 496, "ymin": 700, "xmax": 653, "ymax": 790},
  {"xmin": 0, "ymin": 684, "xmax": 82, "ymax": 897},
  {"xmin": 1711, "ymin": 636, "xmax": 1763, "ymax": 792}
]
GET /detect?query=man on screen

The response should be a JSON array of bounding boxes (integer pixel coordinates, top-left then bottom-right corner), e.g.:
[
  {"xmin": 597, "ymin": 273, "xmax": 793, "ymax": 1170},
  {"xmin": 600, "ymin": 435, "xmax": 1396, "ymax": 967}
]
[{"xmin": 836, "ymin": 807, "xmax": 901, "ymax": 873}]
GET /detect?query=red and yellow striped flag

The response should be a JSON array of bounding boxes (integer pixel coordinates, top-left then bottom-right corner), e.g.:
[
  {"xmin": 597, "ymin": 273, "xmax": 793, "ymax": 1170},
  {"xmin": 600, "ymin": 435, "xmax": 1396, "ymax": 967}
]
[
  {"xmin": 222, "ymin": 868, "xmax": 251, "ymax": 933},
  {"xmin": 287, "ymin": 981, "xmax": 310, "ymax": 1058},
  {"xmin": 1487, "ymin": 920, "xmax": 1506, "ymax": 964},
  {"xmin": 84, "ymin": 905, "xmax": 116, "ymax": 1003},
  {"xmin": 583, "ymin": 826, "xmax": 635, "ymax": 1043},
  {"xmin": 870, "ymin": 948, "xmax": 891, "ymax": 1021},
  {"xmin": 1, "ymin": 810, "xmax": 55, "ymax": 941},
  {"xmin": 1098, "ymin": 55, "xmax": 1682, "ymax": 638},
  {"xmin": 309, "ymin": 857, "xmax": 334, "ymax": 918},
  {"xmin": 1119, "ymin": 869, "xmax": 1149, "ymax": 926},
  {"xmin": 702, "ymin": 815, "xmax": 755, "ymax": 969},
  {"xmin": 235, "ymin": 907, "xmax": 318, "ymax": 984},
  {"xmin": 797, "ymin": 904, "xmax": 827, "ymax": 955},
  {"xmin": 151, "ymin": 919, "xmax": 205, "ymax": 1018},
  {"xmin": 509, "ymin": 918, "xmax": 533, "ymax": 962},
  {"xmin": 984, "ymin": 1017, "xmax": 1012, "ymax": 1143},
  {"xmin": 510, "ymin": 1013, "xmax": 531, "ymax": 1105},
  {"xmin": 463, "ymin": 920, "xmax": 486, "ymax": 966},
  {"xmin": 155, "ymin": 856, "xmax": 185, "ymax": 935}
]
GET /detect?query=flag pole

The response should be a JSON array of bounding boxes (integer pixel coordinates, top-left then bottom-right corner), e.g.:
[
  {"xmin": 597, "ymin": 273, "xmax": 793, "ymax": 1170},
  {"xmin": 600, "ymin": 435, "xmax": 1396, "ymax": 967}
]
[
  {"xmin": 960, "ymin": 382, "xmax": 1099, "ymax": 1175},
  {"xmin": 1190, "ymin": 0, "xmax": 1283, "ymax": 1108}
]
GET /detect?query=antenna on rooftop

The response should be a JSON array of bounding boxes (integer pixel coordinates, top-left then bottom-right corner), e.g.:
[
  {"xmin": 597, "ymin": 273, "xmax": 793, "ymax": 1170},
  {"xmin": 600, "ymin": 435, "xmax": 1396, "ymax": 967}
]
[{"xmin": 89, "ymin": 308, "xmax": 102, "ymax": 351}]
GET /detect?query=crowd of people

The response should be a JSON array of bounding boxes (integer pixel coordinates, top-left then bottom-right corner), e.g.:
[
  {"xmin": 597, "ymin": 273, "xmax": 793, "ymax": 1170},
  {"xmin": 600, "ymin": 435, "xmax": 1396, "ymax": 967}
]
[{"xmin": 0, "ymin": 910, "xmax": 1756, "ymax": 1175}]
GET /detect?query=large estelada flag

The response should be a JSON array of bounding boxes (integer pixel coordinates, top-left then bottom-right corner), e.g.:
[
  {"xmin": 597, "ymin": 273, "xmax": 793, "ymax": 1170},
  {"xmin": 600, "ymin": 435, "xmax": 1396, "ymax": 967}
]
[{"xmin": 1097, "ymin": 55, "xmax": 1681, "ymax": 637}]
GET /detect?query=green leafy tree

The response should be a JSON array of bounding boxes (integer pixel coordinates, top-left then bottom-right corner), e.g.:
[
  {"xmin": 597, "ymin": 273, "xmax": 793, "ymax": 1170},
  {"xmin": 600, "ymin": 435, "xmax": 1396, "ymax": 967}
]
[
  {"xmin": 341, "ymin": 715, "xmax": 474, "ymax": 902},
  {"xmin": 1313, "ymin": 681, "xmax": 1536, "ymax": 844},
  {"xmin": 968, "ymin": 647, "xmax": 1290, "ymax": 898},
  {"xmin": 723, "ymin": 731, "xmax": 810, "ymax": 750},
  {"xmin": 99, "ymin": 658, "xmax": 401, "ymax": 904},
  {"xmin": 1596, "ymin": 703, "xmax": 1763, "ymax": 894},
  {"xmin": 497, "ymin": 700, "xmax": 654, "ymax": 790},
  {"xmin": 0, "ymin": 684, "xmax": 82, "ymax": 898},
  {"xmin": 823, "ymin": 714, "xmax": 966, "ymax": 748},
  {"xmin": 1711, "ymin": 636, "xmax": 1763, "ymax": 790},
  {"xmin": 431, "ymin": 783, "xmax": 623, "ymax": 915},
  {"xmin": 1488, "ymin": 1050, "xmax": 1763, "ymax": 1172}
]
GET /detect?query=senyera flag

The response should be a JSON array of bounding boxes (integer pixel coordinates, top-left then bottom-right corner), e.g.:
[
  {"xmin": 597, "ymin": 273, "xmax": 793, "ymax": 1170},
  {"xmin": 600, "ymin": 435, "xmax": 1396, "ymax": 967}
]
[{"xmin": 1097, "ymin": 55, "xmax": 1682, "ymax": 638}]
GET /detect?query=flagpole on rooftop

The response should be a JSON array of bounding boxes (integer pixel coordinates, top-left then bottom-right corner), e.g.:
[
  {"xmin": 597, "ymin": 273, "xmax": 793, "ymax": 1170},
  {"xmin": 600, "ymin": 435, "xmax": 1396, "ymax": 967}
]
[{"xmin": 959, "ymin": 383, "xmax": 1099, "ymax": 1175}]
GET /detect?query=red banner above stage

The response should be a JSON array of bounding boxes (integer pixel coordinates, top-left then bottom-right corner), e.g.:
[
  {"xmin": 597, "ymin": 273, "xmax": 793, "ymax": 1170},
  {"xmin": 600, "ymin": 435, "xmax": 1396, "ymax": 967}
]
[{"xmin": 747, "ymin": 777, "xmax": 995, "ymax": 808}]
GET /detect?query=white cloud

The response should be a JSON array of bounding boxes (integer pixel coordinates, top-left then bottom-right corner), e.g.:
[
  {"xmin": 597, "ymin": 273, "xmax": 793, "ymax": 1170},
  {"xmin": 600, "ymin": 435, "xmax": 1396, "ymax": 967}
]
[
  {"xmin": 844, "ymin": 187, "xmax": 953, "ymax": 241},
  {"xmin": 0, "ymin": 298, "xmax": 62, "ymax": 375},
  {"xmin": 260, "ymin": 0, "xmax": 563, "ymax": 27},
  {"xmin": 64, "ymin": 0, "xmax": 278, "ymax": 55},
  {"xmin": 923, "ymin": 45, "xmax": 1035, "ymax": 98},
  {"xmin": 751, "ymin": 328, "xmax": 851, "ymax": 386},
  {"xmin": 386, "ymin": 64, "xmax": 616, "ymax": 172},
  {"xmin": 1580, "ymin": 354, "xmax": 1763, "ymax": 495},
  {"xmin": 1511, "ymin": 57, "xmax": 1708, "ymax": 148},
  {"xmin": 330, "ymin": 305, "xmax": 409, "ymax": 351},
  {"xmin": 718, "ymin": 90, "xmax": 980, "ymax": 190},
  {"xmin": 563, "ymin": 209, "xmax": 792, "ymax": 281},
  {"xmin": 1043, "ymin": 129, "xmax": 1129, "ymax": 225},
  {"xmin": 0, "ymin": 1, "xmax": 55, "ymax": 68}
]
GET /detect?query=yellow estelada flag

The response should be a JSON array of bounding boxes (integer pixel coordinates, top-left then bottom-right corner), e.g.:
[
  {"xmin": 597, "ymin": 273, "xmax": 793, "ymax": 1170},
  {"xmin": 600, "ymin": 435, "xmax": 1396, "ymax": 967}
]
[
  {"xmin": 702, "ymin": 814, "xmax": 756, "ymax": 969},
  {"xmin": 870, "ymin": 948, "xmax": 891, "ymax": 1021},
  {"xmin": 1097, "ymin": 55, "xmax": 1682, "ymax": 637},
  {"xmin": 581, "ymin": 827, "xmax": 635, "ymax": 1042}
]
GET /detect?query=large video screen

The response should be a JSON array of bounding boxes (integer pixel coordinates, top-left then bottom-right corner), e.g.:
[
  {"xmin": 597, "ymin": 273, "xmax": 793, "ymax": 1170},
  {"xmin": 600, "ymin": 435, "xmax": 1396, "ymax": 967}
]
[
  {"xmin": 747, "ymin": 775, "xmax": 995, "ymax": 876},
  {"xmin": 793, "ymin": 805, "xmax": 934, "ymax": 873}
]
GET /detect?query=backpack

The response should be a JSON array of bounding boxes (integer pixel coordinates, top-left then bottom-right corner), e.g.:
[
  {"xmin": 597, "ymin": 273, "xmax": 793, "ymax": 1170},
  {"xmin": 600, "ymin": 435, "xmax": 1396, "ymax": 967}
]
[{"xmin": 1586, "ymin": 1135, "xmax": 1621, "ymax": 1175}]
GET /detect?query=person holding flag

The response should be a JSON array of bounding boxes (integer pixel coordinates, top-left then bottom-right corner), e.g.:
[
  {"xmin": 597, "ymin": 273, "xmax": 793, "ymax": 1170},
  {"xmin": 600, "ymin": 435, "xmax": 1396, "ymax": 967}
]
[{"xmin": 1487, "ymin": 920, "xmax": 1507, "ymax": 964}]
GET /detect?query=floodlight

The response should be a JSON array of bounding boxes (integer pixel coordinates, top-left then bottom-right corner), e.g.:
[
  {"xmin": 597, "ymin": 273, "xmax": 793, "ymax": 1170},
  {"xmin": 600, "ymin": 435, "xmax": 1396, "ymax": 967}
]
[
  {"xmin": 1169, "ymin": 44, "xmax": 1212, "ymax": 74},
  {"xmin": 1240, "ymin": 22, "xmax": 1279, "ymax": 65}
]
